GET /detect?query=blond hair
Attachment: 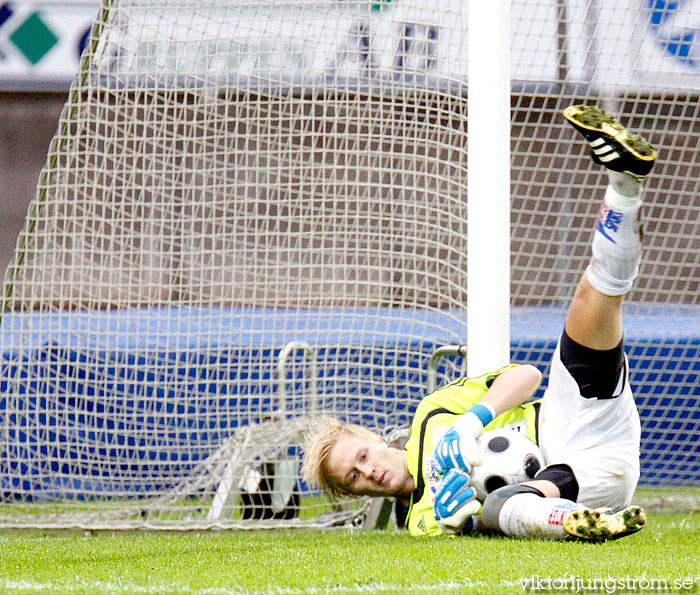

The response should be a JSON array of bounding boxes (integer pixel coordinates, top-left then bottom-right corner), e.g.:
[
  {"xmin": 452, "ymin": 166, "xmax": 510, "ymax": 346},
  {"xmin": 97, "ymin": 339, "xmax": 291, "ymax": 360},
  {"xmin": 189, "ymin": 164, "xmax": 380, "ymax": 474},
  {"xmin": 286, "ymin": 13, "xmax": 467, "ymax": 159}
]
[{"xmin": 302, "ymin": 416, "xmax": 383, "ymax": 498}]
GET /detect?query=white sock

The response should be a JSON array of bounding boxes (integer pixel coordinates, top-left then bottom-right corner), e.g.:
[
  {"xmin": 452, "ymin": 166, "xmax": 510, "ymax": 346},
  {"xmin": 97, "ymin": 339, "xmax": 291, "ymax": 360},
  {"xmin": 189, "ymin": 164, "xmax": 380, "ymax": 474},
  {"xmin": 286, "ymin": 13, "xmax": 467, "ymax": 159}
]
[
  {"xmin": 498, "ymin": 494, "xmax": 585, "ymax": 540},
  {"xmin": 585, "ymin": 181, "xmax": 643, "ymax": 296},
  {"xmin": 608, "ymin": 171, "xmax": 642, "ymax": 201}
]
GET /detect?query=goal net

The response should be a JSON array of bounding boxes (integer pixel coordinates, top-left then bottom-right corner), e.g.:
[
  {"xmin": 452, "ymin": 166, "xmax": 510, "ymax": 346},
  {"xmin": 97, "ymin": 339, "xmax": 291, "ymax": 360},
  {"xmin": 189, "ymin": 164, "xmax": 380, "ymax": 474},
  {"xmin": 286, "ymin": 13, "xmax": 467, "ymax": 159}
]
[{"xmin": 0, "ymin": 0, "xmax": 698, "ymax": 529}]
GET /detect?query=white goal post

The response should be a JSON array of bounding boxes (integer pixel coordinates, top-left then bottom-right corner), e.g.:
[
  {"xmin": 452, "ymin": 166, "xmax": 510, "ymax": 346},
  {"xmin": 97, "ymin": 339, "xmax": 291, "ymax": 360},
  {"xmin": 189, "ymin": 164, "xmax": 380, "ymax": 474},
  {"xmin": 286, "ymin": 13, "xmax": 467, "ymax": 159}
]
[
  {"xmin": 0, "ymin": 0, "xmax": 698, "ymax": 530},
  {"xmin": 467, "ymin": 0, "xmax": 511, "ymax": 376}
]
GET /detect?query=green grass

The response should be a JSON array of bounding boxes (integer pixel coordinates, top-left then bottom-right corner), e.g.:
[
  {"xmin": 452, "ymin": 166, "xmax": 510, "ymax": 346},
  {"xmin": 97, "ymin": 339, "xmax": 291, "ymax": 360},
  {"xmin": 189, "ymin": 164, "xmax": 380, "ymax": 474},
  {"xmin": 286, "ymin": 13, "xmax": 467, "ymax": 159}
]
[{"xmin": 0, "ymin": 510, "xmax": 697, "ymax": 595}]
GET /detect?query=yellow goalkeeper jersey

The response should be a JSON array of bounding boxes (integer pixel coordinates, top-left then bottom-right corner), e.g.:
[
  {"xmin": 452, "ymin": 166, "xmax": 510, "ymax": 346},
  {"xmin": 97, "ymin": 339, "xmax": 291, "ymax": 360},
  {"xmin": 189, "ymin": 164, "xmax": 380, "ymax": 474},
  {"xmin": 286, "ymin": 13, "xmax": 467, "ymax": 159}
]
[{"xmin": 403, "ymin": 364, "xmax": 541, "ymax": 536}]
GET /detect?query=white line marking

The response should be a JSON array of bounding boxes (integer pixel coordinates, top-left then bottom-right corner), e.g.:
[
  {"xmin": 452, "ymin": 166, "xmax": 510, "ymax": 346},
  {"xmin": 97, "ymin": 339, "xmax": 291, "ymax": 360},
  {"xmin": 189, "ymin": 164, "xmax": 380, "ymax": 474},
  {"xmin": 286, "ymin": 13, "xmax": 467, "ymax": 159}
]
[{"xmin": 0, "ymin": 578, "xmax": 523, "ymax": 594}]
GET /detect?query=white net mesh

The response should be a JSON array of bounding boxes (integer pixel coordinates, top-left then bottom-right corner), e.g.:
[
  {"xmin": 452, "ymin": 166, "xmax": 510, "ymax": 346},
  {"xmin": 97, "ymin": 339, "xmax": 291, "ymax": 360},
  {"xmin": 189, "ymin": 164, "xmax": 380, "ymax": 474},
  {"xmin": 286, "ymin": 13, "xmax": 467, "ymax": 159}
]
[{"xmin": 0, "ymin": 0, "xmax": 698, "ymax": 527}]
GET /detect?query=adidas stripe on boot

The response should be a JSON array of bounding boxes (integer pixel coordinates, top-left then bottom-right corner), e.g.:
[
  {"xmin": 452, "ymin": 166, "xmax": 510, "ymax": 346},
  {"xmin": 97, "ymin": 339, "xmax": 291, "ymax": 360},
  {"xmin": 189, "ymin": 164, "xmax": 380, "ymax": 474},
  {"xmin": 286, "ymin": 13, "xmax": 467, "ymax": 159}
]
[{"xmin": 563, "ymin": 105, "xmax": 657, "ymax": 179}]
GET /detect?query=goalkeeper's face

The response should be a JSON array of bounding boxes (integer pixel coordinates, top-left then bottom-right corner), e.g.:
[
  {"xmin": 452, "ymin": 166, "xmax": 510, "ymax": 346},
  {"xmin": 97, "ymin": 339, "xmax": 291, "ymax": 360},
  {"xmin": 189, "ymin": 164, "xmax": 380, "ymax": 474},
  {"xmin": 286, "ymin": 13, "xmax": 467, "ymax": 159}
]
[{"xmin": 325, "ymin": 432, "xmax": 414, "ymax": 498}]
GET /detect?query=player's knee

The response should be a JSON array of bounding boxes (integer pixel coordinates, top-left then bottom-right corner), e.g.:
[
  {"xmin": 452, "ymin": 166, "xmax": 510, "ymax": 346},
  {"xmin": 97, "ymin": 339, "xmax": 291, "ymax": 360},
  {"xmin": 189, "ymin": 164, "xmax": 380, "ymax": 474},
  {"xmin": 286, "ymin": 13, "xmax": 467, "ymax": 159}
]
[
  {"xmin": 535, "ymin": 463, "xmax": 579, "ymax": 502},
  {"xmin": 481, "ymin": 484, "xmax": 544, "ymax": 531}
]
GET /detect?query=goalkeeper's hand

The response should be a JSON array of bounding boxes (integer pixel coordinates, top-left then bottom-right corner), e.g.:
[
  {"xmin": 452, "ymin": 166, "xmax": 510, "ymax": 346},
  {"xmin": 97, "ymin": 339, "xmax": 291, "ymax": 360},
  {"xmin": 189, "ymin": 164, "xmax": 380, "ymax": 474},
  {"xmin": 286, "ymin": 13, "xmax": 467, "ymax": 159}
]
[
  {"xmin": 434, "ymin": 468, "xmax": 481, "ymax": 535},
  {"xmin": 432, "ymin": 411, "xmax": 484, "ymax": 476}
]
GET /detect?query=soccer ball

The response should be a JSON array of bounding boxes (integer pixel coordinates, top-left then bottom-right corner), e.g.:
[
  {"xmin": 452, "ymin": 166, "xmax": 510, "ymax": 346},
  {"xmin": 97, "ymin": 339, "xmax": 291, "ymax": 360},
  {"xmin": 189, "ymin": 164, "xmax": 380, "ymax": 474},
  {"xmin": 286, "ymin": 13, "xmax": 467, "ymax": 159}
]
[{"xmin": 470, "ymin": 429, "xmax": 544, "ymax": 502}]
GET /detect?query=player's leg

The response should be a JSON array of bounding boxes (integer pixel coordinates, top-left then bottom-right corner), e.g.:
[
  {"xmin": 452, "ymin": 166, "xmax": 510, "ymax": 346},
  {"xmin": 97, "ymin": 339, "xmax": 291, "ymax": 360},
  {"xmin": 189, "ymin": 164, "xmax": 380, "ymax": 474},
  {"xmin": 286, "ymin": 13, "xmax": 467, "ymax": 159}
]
[
  {"xmin": 525, "ymin": 105, "xmax": 651, "ymax": 433},
  {"xmin": 480, "ymin": 106, "xmax": 656, "ymax": 541},
  {"xmin": 545, "ymin": 105, "xmax": 653, "ymax": 426},
  {"xmin": 480, "ymin": 483, "xmax": 646, "ymax": 542},
  {"xmin": 480, "ymin": 462, "xmax": 645, "ymax": 542},
  {"xmin": 563, "ymin": 103, "xmax": 656, "ymax": 350},
  {"xmin": 538, "ymin": 106, "xmax": 655, "ymax": 509}
]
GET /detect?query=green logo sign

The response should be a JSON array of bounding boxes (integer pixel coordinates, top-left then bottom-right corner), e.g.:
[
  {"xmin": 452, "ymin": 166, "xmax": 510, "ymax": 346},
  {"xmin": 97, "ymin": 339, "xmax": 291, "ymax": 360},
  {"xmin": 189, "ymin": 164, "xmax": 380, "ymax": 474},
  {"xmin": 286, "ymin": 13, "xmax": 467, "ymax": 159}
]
[{"xmin": 9, "ymin": 11, "xmax": 58, "ymax": 64}]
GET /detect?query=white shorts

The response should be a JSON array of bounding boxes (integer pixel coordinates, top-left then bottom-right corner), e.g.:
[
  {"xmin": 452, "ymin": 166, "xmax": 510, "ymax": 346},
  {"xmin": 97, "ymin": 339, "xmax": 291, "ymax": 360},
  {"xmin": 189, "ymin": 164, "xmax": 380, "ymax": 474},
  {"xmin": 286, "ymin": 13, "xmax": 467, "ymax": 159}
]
[{"xmin": 538, "ymin": 344, "xmax": 641, "ymax": 509}]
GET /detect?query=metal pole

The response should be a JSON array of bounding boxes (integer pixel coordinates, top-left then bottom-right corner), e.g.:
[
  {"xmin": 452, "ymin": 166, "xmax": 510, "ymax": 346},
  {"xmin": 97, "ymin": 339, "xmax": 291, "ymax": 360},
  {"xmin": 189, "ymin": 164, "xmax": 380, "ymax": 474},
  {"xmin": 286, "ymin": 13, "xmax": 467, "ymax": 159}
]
[{"xmin": 467, "ymin": 1, "xmax": 511, "ymax": 375}]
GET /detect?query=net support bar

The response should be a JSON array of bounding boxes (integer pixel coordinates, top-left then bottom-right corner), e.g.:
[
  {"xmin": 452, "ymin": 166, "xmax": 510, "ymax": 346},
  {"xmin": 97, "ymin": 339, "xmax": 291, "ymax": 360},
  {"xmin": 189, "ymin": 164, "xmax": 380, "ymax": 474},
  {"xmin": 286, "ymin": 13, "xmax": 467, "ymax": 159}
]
[
  {"xmin": 467, "ymin": 0, "xmax": 512, "ymax": 376},
  {"xmin": 427, "ymin": 345, "xmax": 467, "ymax": 393},
  {"xmin": 207, "ymin": 341, "xmax": 318, "ymax": 522},
  {"xmin": 277, "ymin": 341, "xmax": 318, "ymax": 417}
]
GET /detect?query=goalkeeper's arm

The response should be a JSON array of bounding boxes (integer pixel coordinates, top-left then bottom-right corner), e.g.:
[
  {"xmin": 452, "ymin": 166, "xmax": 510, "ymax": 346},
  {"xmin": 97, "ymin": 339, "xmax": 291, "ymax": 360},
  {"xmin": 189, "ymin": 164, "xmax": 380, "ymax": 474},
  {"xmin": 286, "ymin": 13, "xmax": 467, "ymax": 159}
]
[
  {"xmin": 434, "ymin": 365, "xmax": 542, "ymax": 475},
  {"xmin": 480, "ymin": 364, "xmax": 542, "ymax": 419}
]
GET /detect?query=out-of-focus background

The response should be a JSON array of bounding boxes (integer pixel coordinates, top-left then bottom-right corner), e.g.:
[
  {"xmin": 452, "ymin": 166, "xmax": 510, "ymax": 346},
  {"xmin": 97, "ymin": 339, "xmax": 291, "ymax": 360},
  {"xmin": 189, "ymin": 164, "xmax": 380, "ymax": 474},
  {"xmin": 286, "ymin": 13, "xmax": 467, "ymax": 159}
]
[
  {"xmin": 1, "ymin": 92, "xmax": 64, "ymax": 275},
  {"xmin": 0, "ymin": 1, "xmax": 98, "ymax": 276}
]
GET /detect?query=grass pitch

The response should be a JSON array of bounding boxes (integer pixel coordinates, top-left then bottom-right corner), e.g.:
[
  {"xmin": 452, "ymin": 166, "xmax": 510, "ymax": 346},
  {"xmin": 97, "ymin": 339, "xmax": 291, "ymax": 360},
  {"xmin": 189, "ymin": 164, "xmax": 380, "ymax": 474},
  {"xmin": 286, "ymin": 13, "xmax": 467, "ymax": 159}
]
[{"xmin": 0, "ymin": 502, "xmax": 697, "ymax": 594}]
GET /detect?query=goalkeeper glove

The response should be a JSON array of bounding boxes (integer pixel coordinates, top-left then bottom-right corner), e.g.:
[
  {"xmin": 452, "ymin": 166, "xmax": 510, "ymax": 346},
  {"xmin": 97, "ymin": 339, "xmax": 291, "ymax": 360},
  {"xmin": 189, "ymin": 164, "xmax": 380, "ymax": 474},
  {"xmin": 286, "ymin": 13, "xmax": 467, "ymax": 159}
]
[
  {"xmin": 433, "ymin": 403, "xmax": 494, "ymax": 476},
  {"xmin": 434, "ymin": 468, "xmax": 481, "ymax": 535}
]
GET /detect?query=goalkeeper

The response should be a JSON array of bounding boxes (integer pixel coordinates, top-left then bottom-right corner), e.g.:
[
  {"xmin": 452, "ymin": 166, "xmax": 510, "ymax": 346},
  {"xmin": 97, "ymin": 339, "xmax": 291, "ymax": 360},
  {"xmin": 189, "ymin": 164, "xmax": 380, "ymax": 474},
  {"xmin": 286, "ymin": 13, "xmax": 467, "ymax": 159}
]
[{"xmin": 303, "ymin": 105, "xmax": 656, "ymax": 541}]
